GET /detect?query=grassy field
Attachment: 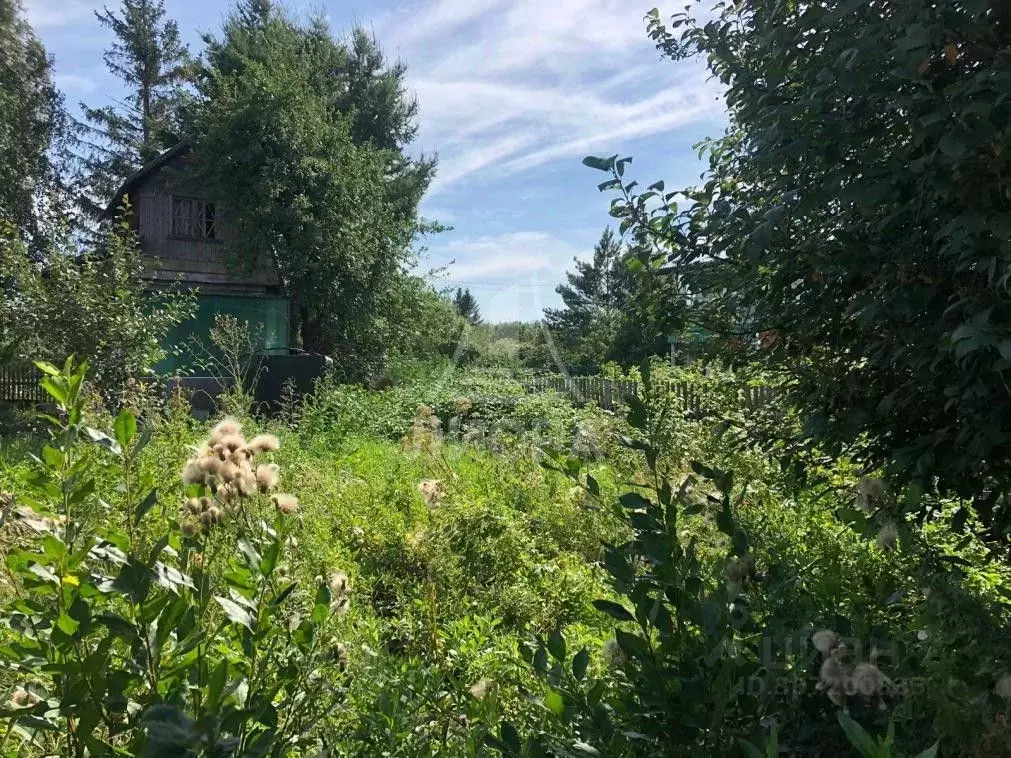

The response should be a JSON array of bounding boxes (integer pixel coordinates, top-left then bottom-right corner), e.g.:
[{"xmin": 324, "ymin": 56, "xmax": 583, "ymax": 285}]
[{"xmin": 1, "ymin": 364, "xmax": 1010, "ymax": 755}]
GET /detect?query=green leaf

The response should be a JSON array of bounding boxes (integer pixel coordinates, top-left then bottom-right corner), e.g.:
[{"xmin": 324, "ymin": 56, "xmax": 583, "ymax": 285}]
[
  {"xmin": 33, "ymin": 360, "xmax": 60, "ymax": 376},
  {"xmin": 40, "ymin": 444, "xmax": 64, "ymax": 469},
  {"xmin": 586, "ymin": 474, "xmax": 600, "ymax": 497},
  {"xmin": 500, "ymin": 722, "xmax": 521, "ymax": 755},
  {"xmin": 40, "ymin": 377, "xmax": 68, "ymax": 406},
  {"xmin": 626, "ymin": 395, "xmax": 647, "ymax": 430},
  {"xmin": 618, "ymin": 492, "xmax": 650, "ymax": 510},
  {"xmin": 142, "ymin": 705, "xmax": 199, "ymax": 754},
  {"xmin": 737, "ymin": 739, "xmax": 764, "ymax": 758},
  {"xmin": 914, "ymin": 741, "xmax": 940, "ymax": 758},
  {"xmin": 206, "ymin": 660, "xmax": 228, "ymax": 712},
  {"xmin": 214, "ymin": 596, "xmax": 253, "ymax": 630},
  {"xmin": 837, "ymin": 711, "xmax": 879, "ymax": 757},
  {"xmin": 533, "ymin": 645, "xmax": 548, "ymax": 674},
  {"xmin": 544, "ymin": 689, "xmax": 565, "ymax": 715},
  {"xmin": 582, "ymin": 155, "xmax": 617, "ymax": 172},
  {"xmin": 260, "ymin": 539, "xmax": 282, "ymax": 576},
  {"xmin": 615, "ymin": 630, "xmax": 651, "ymax": 661},
  {"xmin": 939, "ymin": 132, "xmax": 968, "ymax": 160},
  {"xmin": 312, "ymin": 583, "xmax": 330, "ymax": 624},
  {"xmin": 134, "ymin": 489, "xmax": 158, "ymax": 526},
  {"xmin": 237, "ymin": 537, "xmax": 262, "ymax": 569},
  {"xmin": 114, "ymin": 409, "xmax": 137, "ymax": 449},
  {"xmin": 83, "ymin": 427, "xmax": 122, "ymax": 456},
  {"xmin": 572, "ymin": 648, "xmax": 589, "ymax": 680},
  {"xmin": 56, "ymin": 612, "xmax": 80, "ymax": 636},
  {"xmin": 547, "ymin": 629, "xmax": 566, "ymax": 661},
  {"xmin": 592, "ymin": 599, "xmax": 635, "ymax": 622}
]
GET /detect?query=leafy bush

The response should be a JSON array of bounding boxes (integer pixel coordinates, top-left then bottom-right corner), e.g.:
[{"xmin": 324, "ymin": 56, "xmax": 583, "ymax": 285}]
[
  {"xmin": 0, "ymin": 216, "xmax": 192, "ymax": 395},
  {"xmin": 0, "ymin": 358, "xmax": 349, "ymax": 755}
]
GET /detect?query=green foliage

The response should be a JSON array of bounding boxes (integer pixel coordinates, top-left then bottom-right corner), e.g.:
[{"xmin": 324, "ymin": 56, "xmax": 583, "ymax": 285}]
[
  {"xmin": 544, "ymin": 227, "xmax": 671, "ymax": 370},
  {"xmin": 454, "ymin": 288, "xmax": 483, "ymax": 326},
  {"xmin": 192, "ymin": 5, "xmax": 436, "ymax": 377},
  {"xmin": 0, "ymin": 0, "xmax": 69, "ymax": 253},
  {"xmin": 0, "ymin": 216, "xmax": 193, "ymax": 393},
  {"xmin": 0, "ymin": 358, "xmax": 348, "ymax": 755},
  {"xmin": 75, "ymin": 0, "xmax": 194, "ymax": 218},
  {"xmin": 588, "ymin": 1, "xmax": 1011, "ymax": 513}
]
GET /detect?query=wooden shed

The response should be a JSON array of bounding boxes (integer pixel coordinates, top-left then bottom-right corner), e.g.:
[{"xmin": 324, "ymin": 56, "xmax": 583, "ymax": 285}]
[{"xmin": 106, "ymin": 142, "xmax": 290, "ymax": 373}]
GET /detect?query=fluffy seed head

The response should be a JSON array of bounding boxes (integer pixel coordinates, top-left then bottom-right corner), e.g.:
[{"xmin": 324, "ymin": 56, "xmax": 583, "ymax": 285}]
[
  {"xmin": 198, "ymin": 455, "xmax": 222, "ymax": 474},
  {"xmin": 235, "ymin": 470, "xmax": 257, "ymax": 497},
  {"xmin": 331, "ymin": 643, "xmax": 349, "ymax": 671},
  {"xmin": 418, "ymin": 479, "xmax": 445, "ymax": 508},
  {"xmin": 468, "ymin": 678, "xmax": 491, "ymax": 700},
  {"xmin": 812, "ymin": 630, "xmax": 840, "ymax": 655},
  {"xmin": 855, "ymin": 476, "xmax": 887, "ymax": 512},
  {"xmin": 181, "ymin": 460, "xmax": 205, "ymax": 486},
  {"xmin": 210, "ymin": 417, "xmax": 242, "ymax": 442},
  {"xmin": 217, "ymin": 434, "xmax": 246, "ymax": 454},
  {"xmin": 200, "ymin": 506, "xmax": 222, "ymax": 527},
  {"xmin": 726, "ymin": 557, "xmax": 751, "ymax": 584},
  {"xmin": 255, "ymin": 463, "xmax": 280, "ymax": 493},
  {"xmin": 247, "ymin": 434, "xmax": 281, "ymax": 454},
  {"xmin": 848, "ymin": 662, "xmax": 885, "ymax": 697},
  {"xmin": 876, "ymin": 522, "xmax": 899, "ymax": 550},
  {"xmin": 819, "ymin": 657, "xmax": 847, "ymax": 689},
  {"xmin": 272, "ymin": 494, "xmax": 298, "ymax": 514},
  {"xmin": 328, "ymin": 571, "xmax": 350, "ymax": 598},
  {"xmin": 10, "ymin": 686, "xmax": 38, "ymax": 707},
  {"xmin": 329, "ymin": 595, "xmax": 351, "ymax": 616},
  {"xmin": 185, "ymin": 498, "xmax": 201, "ymax": 515},
  {"xmin": 827, "ymin": 686, "xmax": 845, "ymax": 706},
  {"xmin": 180, "ymin": 520, "xmax": 199, "ymax": 537}
]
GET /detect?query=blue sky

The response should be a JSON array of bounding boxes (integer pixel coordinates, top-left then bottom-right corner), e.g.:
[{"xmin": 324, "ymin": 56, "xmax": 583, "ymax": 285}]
[{"xmin": 26, "ymin": 0, "xmax": 726, "ymax": 322}]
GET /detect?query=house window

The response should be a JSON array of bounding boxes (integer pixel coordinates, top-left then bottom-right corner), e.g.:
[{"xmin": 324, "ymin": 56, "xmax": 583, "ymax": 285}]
[{"xmin": 171, "ymin": 197, "xmax": 217, "ymax": 240}]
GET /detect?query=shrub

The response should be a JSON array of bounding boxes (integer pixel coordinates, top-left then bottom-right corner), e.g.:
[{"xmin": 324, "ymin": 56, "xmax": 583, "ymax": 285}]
[{"xmin": 0, "ymin": 358, "xmax": 349, "ymax": 755}]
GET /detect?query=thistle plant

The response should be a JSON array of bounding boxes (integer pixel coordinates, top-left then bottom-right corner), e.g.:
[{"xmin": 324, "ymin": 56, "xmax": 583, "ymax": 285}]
[{"xmin": 0, "ymin": 358, "xmax": 351, "ymax": 756}]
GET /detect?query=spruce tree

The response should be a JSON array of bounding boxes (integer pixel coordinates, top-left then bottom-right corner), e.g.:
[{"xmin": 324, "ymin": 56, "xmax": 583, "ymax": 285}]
[
  {"xmin": 75, "ymin": 0, "xmax": 193, "ymax": 216},
  {"xmin": 453, "ymin": 288, "xmax": 482, "ymax": 326}
]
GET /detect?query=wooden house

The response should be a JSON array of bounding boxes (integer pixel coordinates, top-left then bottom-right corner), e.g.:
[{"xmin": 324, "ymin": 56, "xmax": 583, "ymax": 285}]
[{"xmin": 106, "ymin": 142, "xmax": 290, "ymax": 373}]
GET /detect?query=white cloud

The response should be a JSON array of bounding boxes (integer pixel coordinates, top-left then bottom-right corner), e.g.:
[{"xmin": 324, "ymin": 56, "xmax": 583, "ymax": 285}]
[
  {"xmin": 377, "ymin": 0, "xmax": 723, "ymax": 195},
  {"xmin": 55, "ymin": 73, "xmax": 97, "ymax": 95},
  {"xmin": 23, "ymin": 0, "xmax": 92, "ymax": 29},
  {"xmin": 427, "ymin": 230, "xmax": 588, "ymax": 322},
  {"xmin": 436, "ymin": 230, "xmax": 584, "ymax": 281}
]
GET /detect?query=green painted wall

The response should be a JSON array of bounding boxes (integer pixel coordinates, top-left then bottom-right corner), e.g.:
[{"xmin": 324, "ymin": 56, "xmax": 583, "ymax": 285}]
[{"xmin": 156, "ymin": 293, "xmax": 290, "ymax": 374}]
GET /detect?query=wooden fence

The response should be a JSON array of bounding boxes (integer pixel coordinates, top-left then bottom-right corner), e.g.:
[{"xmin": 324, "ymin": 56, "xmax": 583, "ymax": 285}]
[
  {"xmin": 523, "ymin": 374, "xmax": 772, "ymax": 415},
  {"xmin": 0, "ymin": 364, "xmax": 45, "ymax": 404}
]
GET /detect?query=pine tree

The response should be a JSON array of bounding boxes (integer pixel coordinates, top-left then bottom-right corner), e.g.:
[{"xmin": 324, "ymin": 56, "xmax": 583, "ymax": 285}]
[
  {"xmin": 75, "ymin": 0, "xmax": 193, "ymax": 216},
  {"xmin": 0, "ymin": 0, "xmax": 67, "ymax": 253},
  {"xmin": 543, "ymin": 228, "xmax": 629, "ymax": 366},
  {"xmin": 453, "ymin": 288, "xmax": 482, "ymax": 326}
]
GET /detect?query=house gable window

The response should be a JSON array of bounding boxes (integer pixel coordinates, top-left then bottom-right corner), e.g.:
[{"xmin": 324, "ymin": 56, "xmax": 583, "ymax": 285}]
[{"xmin": 171, "ymin": 196, "xmax": 217, "ymax": 240}]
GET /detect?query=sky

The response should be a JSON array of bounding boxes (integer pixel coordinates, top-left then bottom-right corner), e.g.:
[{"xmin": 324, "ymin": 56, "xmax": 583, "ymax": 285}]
[{"xmin": 26, "ymin": 0, "xmax": 727, "ymax": 322}]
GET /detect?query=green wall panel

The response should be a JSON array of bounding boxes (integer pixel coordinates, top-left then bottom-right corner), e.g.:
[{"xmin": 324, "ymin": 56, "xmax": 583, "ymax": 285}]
[{"xmin": 156, "ymin": 294, "xmax": 290, "ymax": 374}]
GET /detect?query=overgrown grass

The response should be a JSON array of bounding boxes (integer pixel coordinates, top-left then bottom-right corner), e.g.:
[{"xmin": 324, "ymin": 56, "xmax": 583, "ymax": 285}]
[{"xmin": 1, "ymin": 367, "xmax": 1010, "ymax": 754}]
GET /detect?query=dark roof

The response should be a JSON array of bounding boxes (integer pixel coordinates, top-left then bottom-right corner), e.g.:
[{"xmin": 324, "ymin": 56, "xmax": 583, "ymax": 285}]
[{"xmin": 103, "ymin": 140, "xmax": 192, "ymax": 219}]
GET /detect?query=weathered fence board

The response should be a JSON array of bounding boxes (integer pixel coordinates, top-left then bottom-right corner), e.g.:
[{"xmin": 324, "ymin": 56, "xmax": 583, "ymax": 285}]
[{"xmin": 0, "ymin": 364, "xmax": 45, "ymax": 404}]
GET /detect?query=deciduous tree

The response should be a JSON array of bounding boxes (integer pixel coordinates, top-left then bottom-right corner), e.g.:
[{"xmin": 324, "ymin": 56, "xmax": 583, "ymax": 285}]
[{"xmin": 590, "ymin": 0, "xmax": 1011, "ymax": 509}]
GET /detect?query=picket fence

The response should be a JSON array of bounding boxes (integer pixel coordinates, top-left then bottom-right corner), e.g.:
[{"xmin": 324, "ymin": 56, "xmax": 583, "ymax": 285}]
[
  {"xmin": 0, "ymin": 364, "xmax": 45, "ymax": 404},
  {"xmin": 522, "ymin": 374, "xmax": 772, "ymax": 415}
]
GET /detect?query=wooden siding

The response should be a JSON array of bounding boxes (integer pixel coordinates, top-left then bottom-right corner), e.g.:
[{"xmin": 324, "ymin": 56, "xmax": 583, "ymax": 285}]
[{"xmin": 131, "ymin": 155, "xmax": 279, "ymax": 292}]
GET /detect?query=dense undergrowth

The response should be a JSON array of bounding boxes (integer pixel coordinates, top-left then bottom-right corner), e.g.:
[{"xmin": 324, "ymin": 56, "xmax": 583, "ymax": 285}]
[{"xmin": 0, "ymin": 361, "xmax": 1009, "ymax": 756}]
